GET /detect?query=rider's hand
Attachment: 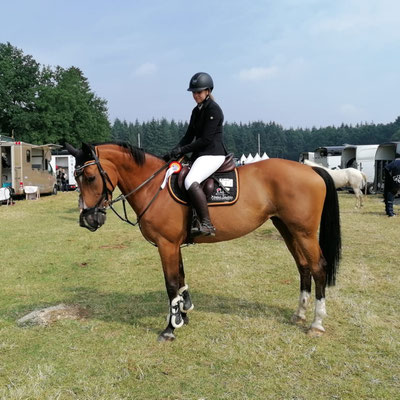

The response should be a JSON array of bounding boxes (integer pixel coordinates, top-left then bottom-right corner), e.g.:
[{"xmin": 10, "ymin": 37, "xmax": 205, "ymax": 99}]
[{"xmin": 163, "ymin": 147, "xmax": 182, "ymax": 161}]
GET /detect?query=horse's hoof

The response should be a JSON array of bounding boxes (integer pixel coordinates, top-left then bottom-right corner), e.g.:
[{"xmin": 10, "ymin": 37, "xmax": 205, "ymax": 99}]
[
  {"xmin": 291, "ymin": 314, "xmax": 306, "ymax": 325},
  {"xmin": 307, "ymin": 327, "xmax": 325, "ymax": 337},
  {"xmin": 157, "ymin": 331, "xmax": 176, "ymax": 342}
]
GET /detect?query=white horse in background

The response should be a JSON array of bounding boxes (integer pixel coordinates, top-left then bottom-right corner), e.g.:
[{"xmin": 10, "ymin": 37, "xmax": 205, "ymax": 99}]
[{"xmin": 304, "ymin": 159, "xmax": 368, "ymax": 208}]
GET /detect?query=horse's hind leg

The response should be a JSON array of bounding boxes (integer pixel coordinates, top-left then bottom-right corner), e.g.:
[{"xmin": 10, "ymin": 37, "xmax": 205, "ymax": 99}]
[
  {"xmin": 271, "ymin": 218, "xmax": 312, "ymax": 324},
  {"xmin": 354, "ymin": 188, "xmax": 363, "ymax": 208},
  {"xmin": 272, "ymin": 218, "xmax": 328, "ymax": 335}
]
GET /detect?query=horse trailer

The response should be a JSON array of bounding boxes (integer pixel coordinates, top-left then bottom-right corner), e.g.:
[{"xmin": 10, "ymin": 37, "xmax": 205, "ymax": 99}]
[
  {"xmin": 373, "ymin": 142, "xmax": 400, "ymax": 193},
  {"xmin": 341, "ymin": 144, "xmax": 379, "ymax": 194},
  {"xmin": 0, "ymin": 137, "xmax": 58, "ymax": 196},
  {"xmin": 313, "ymin": 146, "xmax": 345, "ymax": 169},
  {"xmin": 299, "ymin": 151, "xmax": 315, "ymax": 163}
]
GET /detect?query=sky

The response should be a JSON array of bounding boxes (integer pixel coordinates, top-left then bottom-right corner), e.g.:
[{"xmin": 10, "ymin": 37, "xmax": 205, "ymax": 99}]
[{"xmin": 1, "ymin": 0, "xmax": 400, "ymax": 129}]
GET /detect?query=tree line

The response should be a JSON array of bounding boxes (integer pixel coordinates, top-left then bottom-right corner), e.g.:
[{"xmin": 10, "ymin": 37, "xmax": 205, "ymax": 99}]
[
  {"xmin": 111, "ymin": 117, "xmax": 400, "ymax": 160},
  {"xmin": 1, "ymin": 42, "xmax": 400, "ymax": 160}
]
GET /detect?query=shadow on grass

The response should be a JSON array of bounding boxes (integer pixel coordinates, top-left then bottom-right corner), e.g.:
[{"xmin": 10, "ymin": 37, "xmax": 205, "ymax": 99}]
[
  {"xmin": 60, "ymin": 287, "xmax": 294, "ymax": 330},
  {"xmin": 9, "ymin": 287, "xmax": 295, "ymax": 333}
]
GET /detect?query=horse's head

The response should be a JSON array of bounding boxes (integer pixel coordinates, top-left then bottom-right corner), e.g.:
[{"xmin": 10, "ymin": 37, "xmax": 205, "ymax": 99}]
[{"xmin": 66, "ymin": 143, "xmax": 117, "ymax": 232}]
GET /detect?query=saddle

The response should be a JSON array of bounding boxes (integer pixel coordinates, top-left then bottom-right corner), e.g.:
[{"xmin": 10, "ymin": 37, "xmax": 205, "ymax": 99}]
[{"xmin": 168, "ymin": 153, "xmax": 239, "ymax": 206}]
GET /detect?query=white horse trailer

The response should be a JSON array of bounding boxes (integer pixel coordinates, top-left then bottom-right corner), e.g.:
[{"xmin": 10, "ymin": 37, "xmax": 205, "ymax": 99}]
[
  {"xmin": 50, "ymin": 152, "xmax": 77, "ymax": 190},
  {"xmin": 341, "ymin": 144, "xmax": 379, "ymax": 194},
  {"xmin": 313, "ymin": 146, "xmax": 345, "ymax": 169},
  {"xmin": 299, "ymin": 152, "xmax": 315, "ymax": 163},
  {"xmin": 373, "ymin": 142, "xmax": 400, "ymax": 193}
]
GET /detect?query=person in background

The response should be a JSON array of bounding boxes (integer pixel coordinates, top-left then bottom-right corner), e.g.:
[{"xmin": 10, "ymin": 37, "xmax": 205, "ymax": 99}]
[
  {"xmin": 383, "ymin": 158, "xmax": 400, "ymax": 217},
  {"xmin": 164, "ymin": 72, "xmax": 227, "ymax": 236},
  {"xmin": 58, "ymin": 168, "xmax": 67, "ymax": 192}
]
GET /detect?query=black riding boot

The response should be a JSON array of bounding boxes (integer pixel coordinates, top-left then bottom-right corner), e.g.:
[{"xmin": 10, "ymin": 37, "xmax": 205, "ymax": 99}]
[{"xmin": 187, "ymin": 182, "xmax": 216, "ymax": 236}]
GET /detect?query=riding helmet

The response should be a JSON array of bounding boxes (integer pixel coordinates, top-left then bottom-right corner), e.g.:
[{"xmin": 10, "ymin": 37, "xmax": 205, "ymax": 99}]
[{"xmin": 187, "ymin": 72, "xmax": 214, "ymax": 92}]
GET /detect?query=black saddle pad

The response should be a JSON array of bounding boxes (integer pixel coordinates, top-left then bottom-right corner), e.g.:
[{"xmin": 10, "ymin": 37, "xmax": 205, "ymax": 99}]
[{"xmin": 168, "ymin": 169, "xmax": 239, "ymax": 206}]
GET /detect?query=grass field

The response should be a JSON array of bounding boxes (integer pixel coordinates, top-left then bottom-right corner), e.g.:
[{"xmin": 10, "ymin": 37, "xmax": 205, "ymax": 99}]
[{"xmin": 0, "ymin": 190, "xmax": 399, "ymax": 399}]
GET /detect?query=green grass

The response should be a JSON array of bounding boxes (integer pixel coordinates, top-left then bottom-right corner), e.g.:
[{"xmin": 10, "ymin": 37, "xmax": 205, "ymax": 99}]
[{"xmin": 0, "ymin": 191, "xmax": 399, "ymax": 399}]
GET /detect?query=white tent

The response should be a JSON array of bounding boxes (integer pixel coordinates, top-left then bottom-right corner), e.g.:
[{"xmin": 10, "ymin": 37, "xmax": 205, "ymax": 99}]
[
  {"xmin": 245, "ymin": 153, "xmax": 254, "ymax": 164},
  {"xmin": 261, "ymin": 152, "xmax": 269, "ymax": 160},
  {"xmin": 239, "ymin": 154, "xmax": 247, "ymax": 164},
  {"xmin": 253, "ymin": 153, "xmax": 261, "ymax": 162}
]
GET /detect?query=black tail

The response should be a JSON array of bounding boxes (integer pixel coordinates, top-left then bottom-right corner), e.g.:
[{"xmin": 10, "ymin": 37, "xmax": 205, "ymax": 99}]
[{"xmin": 312, "ymin": 167, "xmax": 342, "ymax": 286}]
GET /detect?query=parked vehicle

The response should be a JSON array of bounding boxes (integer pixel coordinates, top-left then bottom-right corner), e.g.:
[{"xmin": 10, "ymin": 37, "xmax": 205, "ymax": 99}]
[
  {"xmin": 313, "ymin": 146, "xmax": 345, "ymax": 169},
  {"xmin": 299, "ymin": 152, "xmax": 315, "ymax": 163},
  {"xmin": 0, "ymin": 137, "xmax": 58, "ymax": 196},
  {"xmin": 341, "ymin": 144, "xmax": 379, "ymax": 194},
  {"xmin": 373, "ymin": 142, "xmax": 400, "ymax": 193},
  {"xmin": 50, "ymin": 151, "xmax": 77, "ymax": 191}
]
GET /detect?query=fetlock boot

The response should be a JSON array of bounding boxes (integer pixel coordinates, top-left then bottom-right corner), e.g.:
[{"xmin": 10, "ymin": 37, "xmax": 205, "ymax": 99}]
[{"xmin": 187, "ymin": 182, "xmax": 216, "ymax": 236}]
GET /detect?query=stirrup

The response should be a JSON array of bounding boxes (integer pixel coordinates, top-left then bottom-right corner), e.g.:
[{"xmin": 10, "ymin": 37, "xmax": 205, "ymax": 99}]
[{"xmin": 191, "ymin": 219, "xmax": 216, "ymax": 237}]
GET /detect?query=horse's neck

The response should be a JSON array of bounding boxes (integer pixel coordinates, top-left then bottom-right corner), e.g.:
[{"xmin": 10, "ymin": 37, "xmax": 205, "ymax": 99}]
[{"xmin": 109, "ymin": 148, "xmax": 163, "ymax": 194}]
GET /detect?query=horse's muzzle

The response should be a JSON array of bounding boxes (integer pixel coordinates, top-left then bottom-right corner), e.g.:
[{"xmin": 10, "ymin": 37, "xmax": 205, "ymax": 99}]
[{"xmin": 79, "ymin": 208, "xmax": 107, "ymax": 231}]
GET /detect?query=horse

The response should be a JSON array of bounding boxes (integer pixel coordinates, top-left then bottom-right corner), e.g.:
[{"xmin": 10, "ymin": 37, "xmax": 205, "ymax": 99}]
[
  {"xmin": 66, "ymin": 142, "xmax": 341, "ymax": 341},
  {"xmin": 304, "ymin": 159, "xmax": 367, "ymax": 208}
]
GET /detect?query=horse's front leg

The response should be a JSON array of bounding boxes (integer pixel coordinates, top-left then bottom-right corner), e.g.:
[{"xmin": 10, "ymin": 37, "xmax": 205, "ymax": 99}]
[{"xmin": 157, "ymin": 242, "xmax": 187, "ymax": 342}]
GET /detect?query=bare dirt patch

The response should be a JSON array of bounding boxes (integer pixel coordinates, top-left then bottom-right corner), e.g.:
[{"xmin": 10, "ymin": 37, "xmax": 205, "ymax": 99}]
[{"xmin": 17, "ymin": 304, "xmax": 90, "ymax": 327}]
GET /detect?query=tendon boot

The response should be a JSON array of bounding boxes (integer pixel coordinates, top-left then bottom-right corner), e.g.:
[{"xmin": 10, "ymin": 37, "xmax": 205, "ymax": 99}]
[{"xmin": 187, "ymin": 182, "xmax": 216, "ymax": 236}]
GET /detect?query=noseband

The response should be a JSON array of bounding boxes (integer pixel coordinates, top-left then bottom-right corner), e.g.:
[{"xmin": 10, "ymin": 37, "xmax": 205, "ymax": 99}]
[{"xmin": 74, "ymin": 150, "xmax": 113, "ymax": 230}]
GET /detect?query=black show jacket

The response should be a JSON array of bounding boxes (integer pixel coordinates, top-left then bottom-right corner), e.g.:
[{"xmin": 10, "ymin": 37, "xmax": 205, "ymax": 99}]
[{"xmin": 178, "ymin": 97, "xmax": 227, "ymax": 159}]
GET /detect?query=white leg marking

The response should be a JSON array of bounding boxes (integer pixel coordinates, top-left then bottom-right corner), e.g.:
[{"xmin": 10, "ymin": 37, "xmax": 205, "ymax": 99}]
[
  {"xmin": 311, "ymin": 298, "xmax": 327, "ymax": 332},
  {"xmin": 296, "ymin": 290, "xmax": 311, "ymax": 320}
]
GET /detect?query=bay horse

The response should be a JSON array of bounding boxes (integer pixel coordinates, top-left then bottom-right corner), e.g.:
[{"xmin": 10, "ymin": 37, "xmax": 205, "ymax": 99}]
[
  {"xmin": 66, "ymin": 142, "xmax": 341, "ymax": 341},
  {"xmin": 304, "ymin": 159, "xmax": 367, "ymax": 208}
]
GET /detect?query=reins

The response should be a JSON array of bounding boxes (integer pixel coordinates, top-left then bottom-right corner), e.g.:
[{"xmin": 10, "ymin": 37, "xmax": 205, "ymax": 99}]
[{"xmin": 108, "ymin": 162, "xmax": 169, "ymax": 226}]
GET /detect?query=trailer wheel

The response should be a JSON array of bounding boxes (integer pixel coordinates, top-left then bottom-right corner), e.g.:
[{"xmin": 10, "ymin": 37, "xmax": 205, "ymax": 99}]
[
  {"xmin": 53, "ymin": 185, "xmax": 58, "ymax": 195},
  {"xmin": 367, "ymin": 183, "xmax": 375, "ymax": 195}
]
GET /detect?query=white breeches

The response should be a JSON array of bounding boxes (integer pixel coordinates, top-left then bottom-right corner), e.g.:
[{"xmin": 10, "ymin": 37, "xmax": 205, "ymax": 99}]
[{"xmin": 184, "ymin": 155, "xmax": 225, "ymax": 190}]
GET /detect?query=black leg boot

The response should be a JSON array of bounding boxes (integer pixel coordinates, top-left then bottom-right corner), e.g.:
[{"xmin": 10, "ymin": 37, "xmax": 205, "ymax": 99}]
[
  {"xmin": 386, "ymin": 192, "xmax": 396, "ymax": 217},
  {"xmin": 187, "ymin": 182, "xmax": 216, "ymax": 236}
]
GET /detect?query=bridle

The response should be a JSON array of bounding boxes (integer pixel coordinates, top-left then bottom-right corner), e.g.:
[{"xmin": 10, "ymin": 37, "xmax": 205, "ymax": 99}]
[{"xmin": 75, "ymin": 147, "xmax": 169, "ymax": 229}]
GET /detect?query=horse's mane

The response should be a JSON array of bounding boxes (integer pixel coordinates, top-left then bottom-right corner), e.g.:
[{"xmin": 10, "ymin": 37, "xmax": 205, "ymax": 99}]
[{"xmin": 94, "ymin": 141, "xmax": 155, "ymax": 166}]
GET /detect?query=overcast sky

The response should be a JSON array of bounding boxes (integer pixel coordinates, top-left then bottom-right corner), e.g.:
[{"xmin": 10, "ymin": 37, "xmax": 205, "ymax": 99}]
[{"xmin": 2, "ymin": 0, "xmax": 399, "ymax": 128}]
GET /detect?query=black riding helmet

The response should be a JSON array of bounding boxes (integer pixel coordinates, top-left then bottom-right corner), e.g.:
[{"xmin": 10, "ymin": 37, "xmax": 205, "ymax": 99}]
[{"xmin": 187, "ymin": 72, "xmax": 214, "ymax": 92}]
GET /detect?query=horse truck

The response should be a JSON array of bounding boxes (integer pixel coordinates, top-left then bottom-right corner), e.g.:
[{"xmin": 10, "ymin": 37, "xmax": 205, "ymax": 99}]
[{"xmin": 0, "ymin": 136, "xmax": 59, "ymax": 196}]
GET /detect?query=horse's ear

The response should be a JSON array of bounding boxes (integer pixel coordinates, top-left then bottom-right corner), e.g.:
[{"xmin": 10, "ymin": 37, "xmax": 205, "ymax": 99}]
[
  {"xmin": 81, "ymin": 142, "xmax": 93, "ymax": 156},
  {"xmin": 65, "ymin": 143, "xmax": 79, "ymax": 157}
]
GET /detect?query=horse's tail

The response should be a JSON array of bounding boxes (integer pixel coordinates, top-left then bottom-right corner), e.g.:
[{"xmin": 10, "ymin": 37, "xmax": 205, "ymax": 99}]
[
  {"xmin": 312, "ymin": 167, "xmax": 342, "ymax": 286},
  {"xmin": 361, "ymin": 172, "xmax": 368, "ymax": 194}
]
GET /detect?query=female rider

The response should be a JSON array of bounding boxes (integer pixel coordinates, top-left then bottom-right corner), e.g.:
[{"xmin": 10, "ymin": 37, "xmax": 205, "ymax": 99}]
[{"xmin": 164, "ymin": 72, "xmax": 227, "ymax": 236}]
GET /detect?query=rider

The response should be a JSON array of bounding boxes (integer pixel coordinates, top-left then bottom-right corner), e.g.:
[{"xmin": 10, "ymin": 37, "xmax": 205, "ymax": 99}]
[
  {"xmin": 164, "ymin": 72, "xmax": 227, "ymax": 236},
  {"xmin": 383, "ymin": 158, "xmax": 400, "ymax": 217}
]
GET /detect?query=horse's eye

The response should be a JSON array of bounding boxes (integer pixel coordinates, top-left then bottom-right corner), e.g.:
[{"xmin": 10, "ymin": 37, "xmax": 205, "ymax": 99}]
[{"xmin": 86, "ymin": 176, "xmax": 96, "ymax": 183}]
